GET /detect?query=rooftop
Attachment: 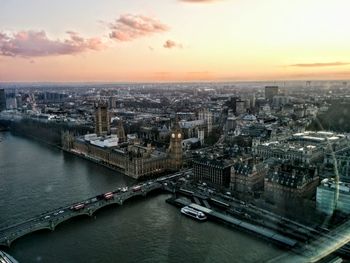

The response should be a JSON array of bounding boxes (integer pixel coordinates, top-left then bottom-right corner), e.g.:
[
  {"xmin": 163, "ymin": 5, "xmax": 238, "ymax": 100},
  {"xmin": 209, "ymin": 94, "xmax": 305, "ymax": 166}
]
[
  {"xmin": 320, "ymin": 178, "xmax": 350, "ymax": 193},
  {"xmin": 193, "ymin": 157, "xmax": 232, "ymax": 169},
  {"xmin": 266, "ymin": 165, "xmax": 317, "ymax": 188}
]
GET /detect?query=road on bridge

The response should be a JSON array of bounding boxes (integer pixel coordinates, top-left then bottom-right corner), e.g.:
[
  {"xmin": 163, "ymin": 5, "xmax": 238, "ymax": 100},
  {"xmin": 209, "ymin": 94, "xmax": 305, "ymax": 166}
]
[{"xmin": 0, "ymin": 170, "xmax": 190, "ymax": 247}]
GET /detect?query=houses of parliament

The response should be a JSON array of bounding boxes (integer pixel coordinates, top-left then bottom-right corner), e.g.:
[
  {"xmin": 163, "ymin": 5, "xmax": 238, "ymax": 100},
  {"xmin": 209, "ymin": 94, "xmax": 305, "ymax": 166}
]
[{"xmin": 62, "ymin": 102, "xmax": 183, "ymax": 179}]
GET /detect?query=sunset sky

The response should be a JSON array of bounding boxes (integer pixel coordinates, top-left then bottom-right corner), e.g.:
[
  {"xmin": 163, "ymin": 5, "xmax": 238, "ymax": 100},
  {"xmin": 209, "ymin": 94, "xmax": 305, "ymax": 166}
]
[{"xmin": 1, "ymin": 0, "xmax": 350, "ymax": 82}]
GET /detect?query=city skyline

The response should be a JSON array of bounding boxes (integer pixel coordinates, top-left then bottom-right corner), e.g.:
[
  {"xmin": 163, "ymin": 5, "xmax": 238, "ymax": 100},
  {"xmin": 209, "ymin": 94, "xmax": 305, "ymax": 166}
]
[
  {"xmin": 1, "ymin": 0, "xmax": 350, "ymax": 82},
  {"xmin": 1, "ymin": 1, "xmax": 350, "ymax": 260}
]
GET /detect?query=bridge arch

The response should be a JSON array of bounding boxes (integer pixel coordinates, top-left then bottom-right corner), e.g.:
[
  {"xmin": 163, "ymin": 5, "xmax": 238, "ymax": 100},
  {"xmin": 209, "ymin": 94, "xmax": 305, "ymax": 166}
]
[
  {"xmin": 122, "ymin": 192, "xmax": 148, "ymax": 203},
  {"xmin": 90, "ymin": 201, "xmax": 122, "ymax": 215},
  {"xmin": 4, "ymin": 225, "xmax": 52, "ymax": 247},
  {"xmin": 52, "ymin": 212, "xmax": 91, "ymax": 229}
]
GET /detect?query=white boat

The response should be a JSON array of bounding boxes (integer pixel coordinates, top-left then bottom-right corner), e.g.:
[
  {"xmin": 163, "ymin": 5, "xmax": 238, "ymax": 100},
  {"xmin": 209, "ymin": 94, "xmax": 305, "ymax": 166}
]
[{"xmin": 181, "ymin": 206, "xmax": 207, "ymax": 221}]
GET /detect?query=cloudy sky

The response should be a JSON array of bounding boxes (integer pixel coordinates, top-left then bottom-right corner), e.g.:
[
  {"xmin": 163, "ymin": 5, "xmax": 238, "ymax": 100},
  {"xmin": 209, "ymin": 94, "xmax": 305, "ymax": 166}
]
[{"xmin": 0, "ymin": 0, "xmax": 350, "ymax": 82}]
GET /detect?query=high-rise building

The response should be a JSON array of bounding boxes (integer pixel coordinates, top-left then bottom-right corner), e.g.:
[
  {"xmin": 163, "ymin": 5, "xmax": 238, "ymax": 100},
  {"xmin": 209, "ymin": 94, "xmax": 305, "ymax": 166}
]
[
  {"xmin": 6, "ymin": 98, "xmax": 17, "ymax": 110},
  {"xmin": 95, "ymin": 102, "xmax": 110, "ymax": 136},
  {"xmin": 109, "ymin": 97, "xmax": 117, "ymax": 109},
  {"xmin": 316, "ymin": 178, "xmax": 350, "ymax": 215},
  {"xmin": 15, "ymin": 94, "xmax": 23, "ymax": 109},
  {"xmin": 198, "ymin": 108, "xmax": 213, "ymax": 134},
  {"xmin": 235, "ymin": 100, "xmax": 246, "ymax": 115},
  {"xmin": 198, "ymin": 128, "xmax": 205, "ymax": 145},
  {"xmin": 225, "ymin": 116, "xmax": 237, "ymax": 132},
  {"xmin": 272, "ymin": 95, "xmax": 291, "ymax": 108},
  {"xmin": 0, "ymin": 89, "xmax": 6, "ymax": 111},
  {"xmin": 250, "ymin": 93, "xmax": 256, "ymax": 109},
  {"xmin": 265, "ymin": 86, "xmax": 279, "ymax": 102},
  {"xmin": 168, "ymin": 119, "xmax": 183, "ymax": 170}
]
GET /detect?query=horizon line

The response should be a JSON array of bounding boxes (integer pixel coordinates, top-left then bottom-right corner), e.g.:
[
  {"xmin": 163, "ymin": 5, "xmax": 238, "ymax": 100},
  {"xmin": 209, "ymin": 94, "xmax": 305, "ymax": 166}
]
[{"xmin": 0, "ymin": 79, "xmax": 349, "ymax": 85}]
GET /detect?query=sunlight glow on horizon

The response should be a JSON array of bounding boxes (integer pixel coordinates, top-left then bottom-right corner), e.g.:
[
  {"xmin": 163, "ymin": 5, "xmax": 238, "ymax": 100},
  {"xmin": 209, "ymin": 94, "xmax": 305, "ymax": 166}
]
[{"xmin": 1, "ymin": 0, "xmax": 350, "ymax": 82}]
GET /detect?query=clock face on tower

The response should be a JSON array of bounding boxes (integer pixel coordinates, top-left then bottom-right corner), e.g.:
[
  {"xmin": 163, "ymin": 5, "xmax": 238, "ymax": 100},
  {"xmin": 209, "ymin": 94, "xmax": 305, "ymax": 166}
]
[
  {"xmin": 177, "ymin": 133, "xmax": 182, "ymax": 139},
  {"xmin": 172, "ymin": 133, "xmax": 175, "ymax": 138}
]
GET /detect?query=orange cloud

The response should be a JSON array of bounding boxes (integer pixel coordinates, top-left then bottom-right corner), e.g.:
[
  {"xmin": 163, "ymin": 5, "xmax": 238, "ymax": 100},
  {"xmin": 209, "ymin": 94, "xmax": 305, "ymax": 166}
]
[
  {"xmin": 290, "ymin": 62, "xmax": 349, "ymax": 67},
  {"xmin": 109, "ymin": 14, "xmax": 169, "ymax": 41},
  {"xmin": 163, "ymin": 40, "xmax": 183, "ymax": 49},
  {"xmin": 0, "ymin": 30, "xmax": 104, "ymax": 58}
]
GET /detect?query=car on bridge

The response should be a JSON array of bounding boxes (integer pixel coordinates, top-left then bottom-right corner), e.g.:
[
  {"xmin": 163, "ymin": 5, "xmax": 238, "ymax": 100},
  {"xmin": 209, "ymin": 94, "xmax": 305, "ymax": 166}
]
[
  {"xmin": 103, "ymin": 192, "xmax": 114, "ymax": 200},
  {"xmin": 70, "ymin": 203, "xmax": 85, "ymax": 211},
  {"xmin": 132, "ymin": 186, "xmax": 142, "ymax": 192}
]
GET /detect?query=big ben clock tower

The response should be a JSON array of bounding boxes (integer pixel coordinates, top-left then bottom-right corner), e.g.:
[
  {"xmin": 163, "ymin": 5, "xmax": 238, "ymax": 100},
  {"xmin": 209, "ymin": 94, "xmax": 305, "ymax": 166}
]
[{"xmin": 168, "ymin": 118, "xmax": 183, "ymax": 170}]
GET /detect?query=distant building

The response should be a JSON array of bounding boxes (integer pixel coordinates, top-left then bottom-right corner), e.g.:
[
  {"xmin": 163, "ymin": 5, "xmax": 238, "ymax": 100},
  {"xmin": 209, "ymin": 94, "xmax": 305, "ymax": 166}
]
[
  {"xmin": 259, "ymin": 104, "xmax": 271, "ymax": 115},
  {"xmin": 72, "ymin": 137, "xmax": 168, "ymax": 179},
  {"xmin": 226, "ymin": 96, "xmax": 238, "ymax": 114},
  {"xmin": 249, "ymin": 93, "xmax": 256, "ymax": 109},
  {"xmin": 198, "ymin": 108, "xmax": 213, "ymax": 134},
  {"xmin": 179, "ymin": 119, "xmax": 205, "ymax": 138},
  {"xmin": 272, "ymin": 95, "xmax": 291, "ymax": 108},
  {"xmin": 84, "ymin": 133, "xmax": 119, "ymax": 148},
  {"xmin": 316, "ymin": 178, "xmax": 350, "ymax": 215},
  {"xmin": 226, "ymin": 97, "xmax": 250, "ymax": 115},
  {"xmin": 109, "ymin": 97, "xmax": 117, "ymax": 109},
  {"xmin": 264, "ymin": 163, "xmax": 319, "ymax": 203},
  {"xmin": 193, "ymin": 158, "xmax": 232, "ymax": 187},
  {"xmin": 158, "ymin": 124, "xmax": 170, "ymax": 142},
  {"xmin": 116, "ymin": 119, "xmax": 126, "ymax": 143},
  {"xmin": 182, "ymin": 137, "xmax": 201, "ymax": 150},
  {"xmin": 324, "ymin": 147, "xmax": 350, "ymax": 182},
  {"xmin": 0, "ymin": 89, "xmax": 6, "ymax": 111},
  {"xmin": 294, "ymin": 107, "xmax": 305, "ymax": 118},
  {"xmin": 265, "ymin": 86, "xmax": 279, "ymax": 102},
  {"xmin": 226, "ymin": 116, "xmax": 237, "ymax": 131},
  {"xmin": 43, "ymin": 92, "xmax": 68, "ymax": 103},
  {"xmin": 15, "ymin": 94, "xmax": 23, "ymax": 109},
  {"xmin": 95, "ymin": 102, "xmax": 110, "ymax": 136},
  {"xmin": 253, "ymin": 131, "xmax": 348, "ymax": 164},
  {"xmin": 198, "ymin": 128, "xmax": 205, "ymax": 145},
  {"xmin": 6, "ymin": 97, "xmax": 17, "ymax": 110},
  {"xmin": 235, "ymin": 100, "xmax": 246, "ymax": 115},
  {"xmin": 230, "ymin": 159, "xmax": 268, "ymax": 194}
]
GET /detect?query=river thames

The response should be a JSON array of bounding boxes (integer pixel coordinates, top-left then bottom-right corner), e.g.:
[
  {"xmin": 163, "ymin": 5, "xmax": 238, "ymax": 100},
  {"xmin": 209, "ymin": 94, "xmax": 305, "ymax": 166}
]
[{"xmin": 0, "ymin": 132, "xmax": 283, "ymax": 263}]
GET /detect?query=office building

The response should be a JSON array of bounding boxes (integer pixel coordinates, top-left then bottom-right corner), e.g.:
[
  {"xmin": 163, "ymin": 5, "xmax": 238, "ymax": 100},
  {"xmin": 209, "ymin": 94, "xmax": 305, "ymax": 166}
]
[
  {"xmin": 265, "ymin": 86, "xmax": 279, "ymax": 102},
  {"xmin": 235, "ymin": 100, "xmax": 246, "ymax": 115},
  {"xmin": 0, "ymin": 89, "xmax": 6, "ymax": 111},
  {"xmin": 193, "ymin": 158, "xmax": 232, "ymax": 187},
  {"xmin": 324, "ymin": 147, "xmax": 350, "ymax": 182},
  {"xmin": 316, "ymin": 178, "xmax": 350, "ymax": 215},
  {"xmin": 6, "ymin": 98, "xmax": 17, "ymax": 110},
  {"xmin": 198, "ymin": 108, "xmax": 213, "ymax": 134}
]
